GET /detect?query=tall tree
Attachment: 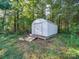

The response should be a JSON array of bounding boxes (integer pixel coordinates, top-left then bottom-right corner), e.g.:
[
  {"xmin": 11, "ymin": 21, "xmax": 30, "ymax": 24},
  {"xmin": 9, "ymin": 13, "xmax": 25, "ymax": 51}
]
[{"xmin": 0, "ymin": 0, "xmax": 11, "ymax": 33}]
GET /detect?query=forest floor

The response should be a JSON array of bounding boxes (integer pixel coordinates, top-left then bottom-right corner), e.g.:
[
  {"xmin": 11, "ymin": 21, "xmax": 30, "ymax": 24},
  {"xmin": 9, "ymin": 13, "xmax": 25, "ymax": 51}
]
[{"xmin": 0, "ymin": 33, "xmax": 79, "ymax": 59}]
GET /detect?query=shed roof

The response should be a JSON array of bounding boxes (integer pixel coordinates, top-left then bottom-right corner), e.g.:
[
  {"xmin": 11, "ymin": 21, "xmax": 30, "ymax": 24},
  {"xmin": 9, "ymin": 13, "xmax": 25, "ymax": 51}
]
[
  {"xmin": 33, "ymin": 18, "xmax": 54, "ymax": 23},
  {"xmin": 33, "ymin": 18, "xmax": 46, "ymax": 23},
  {"xmin": 32, "ymin": 18, "xmax": 57, "ymax": 26}
]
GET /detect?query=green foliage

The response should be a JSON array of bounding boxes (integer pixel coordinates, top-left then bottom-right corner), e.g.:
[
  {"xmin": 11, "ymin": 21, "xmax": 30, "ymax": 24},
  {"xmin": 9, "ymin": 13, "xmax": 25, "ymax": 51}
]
[
  {"xmin": 0, "ymin": 0, "xmax": 78, "ymax": 33},
  {"xmin": 58, "ymin": 33, "xmax": 79, "ymax": 47},
  {"xmin": 70, "ymin": 23, "xmax": 79, "ymax": 33},
  {"xmin": 0, "ymin": 0, "xmax": 79, "ymax": 59},
  {"xmin": 17, "ymin": 16, "xmax": 32, "ymax": 32},
  {"xmin": 0, "ymin": 33, "xmax": 23, "ymax": 59},
  {"xmin": 0, "ymin": 33, "xmax": 79, "ymax": 59},
  {"xmin": 0, "ymin": 0, "xmax": 11, "ymax": 10}
]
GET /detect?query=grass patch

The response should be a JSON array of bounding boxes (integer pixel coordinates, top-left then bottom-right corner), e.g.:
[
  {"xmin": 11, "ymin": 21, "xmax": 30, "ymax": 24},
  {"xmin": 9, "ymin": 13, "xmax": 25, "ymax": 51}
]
[{"xmin": 0, "ymin": 33, "xmax": 79, "ymax": 59}]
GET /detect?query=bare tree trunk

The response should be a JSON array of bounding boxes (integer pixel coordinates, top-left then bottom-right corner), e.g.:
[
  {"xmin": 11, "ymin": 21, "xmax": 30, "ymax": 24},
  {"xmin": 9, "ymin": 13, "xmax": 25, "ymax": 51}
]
[
  {"xmin": 58, "ymin": 17, "xmax": 61, "ymax": 33},
  {"xmin": 14, "ymin": 10, "xmax": 20, "ymax": 32},
  {"xmin": 14, "ymin": 12, "xmax": 17, "ymax": 32},
  {"xmin": 2, "ymin": 10, "xmax": 6, "ymax": 33},
  {"xmin": 16, "ymin": 10, "xmax": 19, "ymax": 31}
]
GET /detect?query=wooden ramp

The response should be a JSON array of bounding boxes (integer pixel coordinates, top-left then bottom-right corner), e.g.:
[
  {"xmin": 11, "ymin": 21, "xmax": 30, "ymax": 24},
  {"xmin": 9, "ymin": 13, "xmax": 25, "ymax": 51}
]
[
  {"xmin": 19, "ymin": 36, "xmax": 35, "ymax": 42},
  {"xmin": 24, "ymin": 37, "xmax": 35, "ymax": 42}
]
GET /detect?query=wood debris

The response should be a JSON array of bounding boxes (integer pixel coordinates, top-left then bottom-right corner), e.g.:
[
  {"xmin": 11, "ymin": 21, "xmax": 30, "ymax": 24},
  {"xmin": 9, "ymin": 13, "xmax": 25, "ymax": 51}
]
[{"xmin": 19, "ymin": 36, "xmax": 35, "ymax": 42}]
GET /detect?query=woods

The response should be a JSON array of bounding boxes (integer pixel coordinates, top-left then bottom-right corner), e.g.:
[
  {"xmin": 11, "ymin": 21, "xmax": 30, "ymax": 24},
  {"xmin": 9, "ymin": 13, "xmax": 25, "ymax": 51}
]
[
  {"xmin": 0, "ymin": 0, "xmax": 79, "ymax": 59},
  {"xmin": 0, "ymin": 0, "xmax": 78, "ymax": 33}
]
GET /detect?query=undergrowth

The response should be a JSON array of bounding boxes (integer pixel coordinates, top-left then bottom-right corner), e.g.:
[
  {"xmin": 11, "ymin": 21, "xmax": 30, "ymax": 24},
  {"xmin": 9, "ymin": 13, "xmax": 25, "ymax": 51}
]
[{"xmin": 0, "ymin": 33, "xmax": 79, "ymax": 59}]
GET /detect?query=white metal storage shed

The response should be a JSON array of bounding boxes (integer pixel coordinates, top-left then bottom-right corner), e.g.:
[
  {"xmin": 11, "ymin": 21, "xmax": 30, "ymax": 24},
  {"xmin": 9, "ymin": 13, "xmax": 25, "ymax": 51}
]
[{"xmin": 32, "ymin": 18, "xmax": 58, "ymax": 38}]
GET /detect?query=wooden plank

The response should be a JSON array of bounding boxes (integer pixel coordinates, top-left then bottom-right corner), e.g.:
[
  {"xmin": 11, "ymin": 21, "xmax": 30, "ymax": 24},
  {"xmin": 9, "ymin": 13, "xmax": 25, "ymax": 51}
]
[
  {"xmin": 0, "ymin": 48, "xmax": 7, "ymax": 57},
  {"xmin": 24, "ymin": 37, "xmax": 35, "ymax": 42}
]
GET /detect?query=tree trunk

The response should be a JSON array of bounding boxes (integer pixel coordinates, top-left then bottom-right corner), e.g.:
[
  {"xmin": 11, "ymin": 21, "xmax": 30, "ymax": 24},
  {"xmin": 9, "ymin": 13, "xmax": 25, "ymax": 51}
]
[
  {"xmin": 16, "ymin": 10, "xmax": 19, "ymax": 31},
  {"xmin": 14, "ymin": 12, "xmax": 17, "ymax": 32},
  {"xmin": 2, "ymin": 10, "xmax": 6, "ymax": 33},
  {"xmin": 14, "ymin": 10, "xmax": 19, "ymax": 32},
  {"xmin": 58, "ymin": 17, "xmax": 61, "ymax": 33}
]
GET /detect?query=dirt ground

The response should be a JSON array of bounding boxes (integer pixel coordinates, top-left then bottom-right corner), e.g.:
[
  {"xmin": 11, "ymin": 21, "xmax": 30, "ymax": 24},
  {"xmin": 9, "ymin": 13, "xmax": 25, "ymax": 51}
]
[{"xmin": 16, "ymin": 37, "xmax": 67, "ymax": 59}]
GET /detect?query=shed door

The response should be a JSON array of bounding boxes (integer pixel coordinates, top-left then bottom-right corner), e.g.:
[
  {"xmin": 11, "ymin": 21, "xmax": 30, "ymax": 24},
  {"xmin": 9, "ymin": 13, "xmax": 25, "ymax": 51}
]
[{"xmin": 34, "ymin": 23, "xmax": 43, "ymax": 35}]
